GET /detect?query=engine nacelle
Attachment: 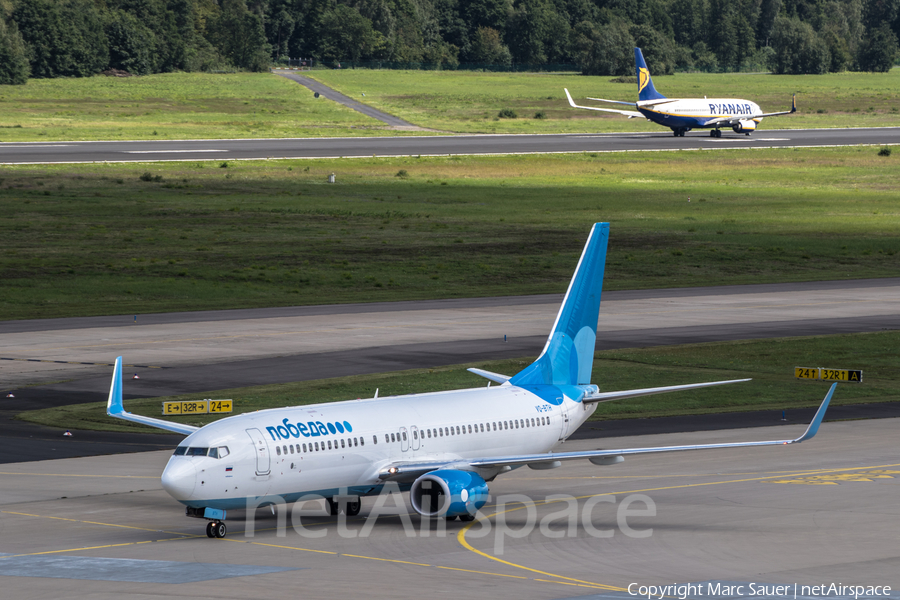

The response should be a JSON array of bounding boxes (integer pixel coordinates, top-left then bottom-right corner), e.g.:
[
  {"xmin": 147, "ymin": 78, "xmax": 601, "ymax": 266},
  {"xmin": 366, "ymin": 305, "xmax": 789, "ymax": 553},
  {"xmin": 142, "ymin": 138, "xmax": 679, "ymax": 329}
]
[
  {"xmin": 410, "ymin": 470, "xmax": 489, "ymax": 518},
  {"xmin": 732, "ymin": 119, "xmax": 757, "ymax": 133}
]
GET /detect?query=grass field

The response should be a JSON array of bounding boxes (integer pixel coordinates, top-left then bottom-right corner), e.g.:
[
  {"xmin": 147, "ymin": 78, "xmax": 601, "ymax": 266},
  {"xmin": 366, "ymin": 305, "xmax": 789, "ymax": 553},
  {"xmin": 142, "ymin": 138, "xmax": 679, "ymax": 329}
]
[
  {"xmin": 0, "ymin": 72, "xmax": 394, "ymax": 141},
  {"xmin": 1, "ymin": 69, "xmax": 899, "ymax": 140},
  {"xmin": 307, "ymin": 68, "xmax": 900, "ymax": 133},
  {"xmin": 2, "ymin": 147, "xmax": 898, "ymax": 320},
  {"xmin": 18, "ymin": 331, "xmax": 899, "ymax": 433}
]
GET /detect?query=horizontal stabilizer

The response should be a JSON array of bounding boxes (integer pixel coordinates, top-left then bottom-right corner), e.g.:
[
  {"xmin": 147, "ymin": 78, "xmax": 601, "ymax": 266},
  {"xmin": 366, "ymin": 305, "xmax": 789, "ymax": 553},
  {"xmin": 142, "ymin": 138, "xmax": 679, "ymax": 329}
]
[
  {"xmin": 106, "ymin": 357, "xmax": 198, "ymax": 436},
  {"xmin": 583, "ymin": 378, "xmax": 751, "ymax": 404},
  {"xmin": 467, "ymin": 368, "xmax": 511, "ymax": 384}
]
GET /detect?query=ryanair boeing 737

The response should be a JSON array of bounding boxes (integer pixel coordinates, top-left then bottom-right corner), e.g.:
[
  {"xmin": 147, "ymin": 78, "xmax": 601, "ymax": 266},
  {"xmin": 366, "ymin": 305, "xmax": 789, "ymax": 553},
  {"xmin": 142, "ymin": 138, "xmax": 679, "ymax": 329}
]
[
  {"xmin": 565, "ymin": 48, "xmax": 796, "ymax": 137},
  {"xmin": 107, "ymin": 223, "xmax": 834, "ymax": 538}
]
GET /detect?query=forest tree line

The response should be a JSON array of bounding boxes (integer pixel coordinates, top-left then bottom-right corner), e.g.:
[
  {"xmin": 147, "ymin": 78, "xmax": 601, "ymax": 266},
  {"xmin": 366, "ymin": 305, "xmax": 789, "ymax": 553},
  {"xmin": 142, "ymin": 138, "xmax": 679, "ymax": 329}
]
[{"xmin": 1, "ymin": 0, "xmax": 898, "ymax": 85}]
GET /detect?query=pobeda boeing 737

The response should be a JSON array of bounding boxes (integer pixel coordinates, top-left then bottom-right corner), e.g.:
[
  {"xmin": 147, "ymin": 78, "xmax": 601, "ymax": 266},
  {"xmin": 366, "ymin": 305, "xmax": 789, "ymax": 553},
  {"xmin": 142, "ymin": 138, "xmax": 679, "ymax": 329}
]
[
  {"xmin": 565, "ymin": 48, "xmax": 796, "ymax": 137},
  {"xmin": 107, "ymin": 223, "xmax": 835, "ymax": 539}
]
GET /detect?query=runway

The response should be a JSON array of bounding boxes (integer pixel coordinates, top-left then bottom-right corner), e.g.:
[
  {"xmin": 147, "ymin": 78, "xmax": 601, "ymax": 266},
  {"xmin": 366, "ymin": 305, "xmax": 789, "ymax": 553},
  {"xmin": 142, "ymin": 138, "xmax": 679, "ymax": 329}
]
[
  {"xmin": 0, "ymin": 418, "xmax": 896, "ymax": 599},
  {"xmin": 1, "ymin": 127, "xmax": 898, "ymax": 165}
]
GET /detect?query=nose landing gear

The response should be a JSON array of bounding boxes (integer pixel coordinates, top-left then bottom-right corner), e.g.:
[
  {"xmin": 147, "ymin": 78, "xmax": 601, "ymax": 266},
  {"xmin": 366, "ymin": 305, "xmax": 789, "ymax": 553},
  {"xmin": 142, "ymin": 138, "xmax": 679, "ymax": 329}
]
[{"xmin": 206, "ymin": 521, "xmax": 227, "ymax": 538}]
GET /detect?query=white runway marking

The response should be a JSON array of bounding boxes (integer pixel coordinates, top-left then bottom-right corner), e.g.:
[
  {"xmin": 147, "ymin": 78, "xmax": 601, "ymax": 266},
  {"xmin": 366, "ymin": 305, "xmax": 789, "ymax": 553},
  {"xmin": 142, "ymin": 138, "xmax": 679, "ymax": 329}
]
[{"xmin": 123, "ymin": 149, "xmax": 229, "ymax": 154}]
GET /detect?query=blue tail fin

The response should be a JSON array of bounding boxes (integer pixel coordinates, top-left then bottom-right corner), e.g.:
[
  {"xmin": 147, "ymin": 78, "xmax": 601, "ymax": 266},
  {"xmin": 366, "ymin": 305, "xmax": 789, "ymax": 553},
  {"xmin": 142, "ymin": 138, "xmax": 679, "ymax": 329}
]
[
  {"xmin": 509, "ymin": 223, "xmax": 609, "ymax": 387},
  {"xmin": 635, "ymin": 48, "xmax": 665, "ymax": 101}
]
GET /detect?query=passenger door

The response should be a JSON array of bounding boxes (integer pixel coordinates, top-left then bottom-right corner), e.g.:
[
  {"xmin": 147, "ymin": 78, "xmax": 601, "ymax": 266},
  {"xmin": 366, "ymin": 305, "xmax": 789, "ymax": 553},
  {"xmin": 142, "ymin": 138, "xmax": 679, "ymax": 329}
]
[
  {"xmin": 245, "ymin": 428, "xmax": 271, "ymax": 475},
  {"xmin": 399, "ymin": 427, "xmax": 409, "ymax": 452}
]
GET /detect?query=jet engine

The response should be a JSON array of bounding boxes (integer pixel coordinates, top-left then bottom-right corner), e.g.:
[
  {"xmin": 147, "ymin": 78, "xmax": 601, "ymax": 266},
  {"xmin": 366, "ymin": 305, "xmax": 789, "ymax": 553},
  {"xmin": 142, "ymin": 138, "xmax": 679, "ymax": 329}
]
[
  {"xmin": 410, "ymin": 469, "xmax": 488, "ymax": 518},
  {"xmin": 732, "ymin": 119, "xmax": 757, "ymax": 134}
]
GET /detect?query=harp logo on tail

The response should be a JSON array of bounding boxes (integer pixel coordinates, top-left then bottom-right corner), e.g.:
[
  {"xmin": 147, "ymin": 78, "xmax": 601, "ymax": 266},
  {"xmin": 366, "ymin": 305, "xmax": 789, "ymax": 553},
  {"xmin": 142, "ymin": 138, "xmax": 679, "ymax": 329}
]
[{"xmin": 638, "ymin": 67, "xmax": 650, "ymax": 93}]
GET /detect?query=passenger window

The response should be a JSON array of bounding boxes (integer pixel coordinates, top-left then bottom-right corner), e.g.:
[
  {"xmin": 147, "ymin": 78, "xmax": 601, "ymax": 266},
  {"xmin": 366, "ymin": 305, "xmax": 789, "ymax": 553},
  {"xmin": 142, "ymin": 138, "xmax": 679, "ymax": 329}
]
[
  {"xmin": 390, "ymin": 433, "xmax": 395, "ymax": 442},
  {"xmin": 480, "ymin": 424, "xmax": 485, "ymax": 432},
  {"xmin": 468, "ymin": 425, "xmax": 472, "ymax": 433},
  {"xmin": 456, "ymin": 426, "xmax": 460, "ymax": 435},
  {"xmin": 353, "ymin": 438, "xmax": 358, "ymax": 446},
  {"xmin": 208, "ymin": 447, "xmax": 218, "ymax": 459},
  {"xmin": 361, "ymin": 437, "xmax": 365, "ymax": 446},
  {"xmin": 413, "ymin": 430, "xmax": 417, "ymax": 439},
  {"xmin": 315, "ymin": 442, "xmax": 319, "ymax": 451},
  {"xmin": 173, "ymin": 446, "xmax": 187, "ymax": 456},
  {"xmin": 402, "ymin": 432, "xmax": 407, "ymax": 441},
  {"xmin": 303, "ymin": 443, "xmax": 308, "ymax": 452},
  {"xmin": 289, "ymin": 445, "xmax": 294, "ymax": 454},
  {"xmin": 439, "ymin": 428, "xmax": 443, "ymax": 437},
  {"xmin": 385, "ymin": 434, "xmax": 390, "ymax": 443},
  {"xmin": 373, "ymin": 435, "xmax": 378, "ymax": 444},
  {"xmin": 276, "ymin": 447, "xmax": 282, "ymax": 456}
]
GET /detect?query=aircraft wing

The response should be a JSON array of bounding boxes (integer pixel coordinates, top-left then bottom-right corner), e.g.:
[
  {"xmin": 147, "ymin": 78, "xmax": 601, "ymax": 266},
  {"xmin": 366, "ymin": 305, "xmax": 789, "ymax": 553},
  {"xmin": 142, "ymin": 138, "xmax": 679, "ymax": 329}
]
[
  {"xmin": 378, "ymin": 383, "xmax": 835, "ymax": 481},
  {"xmin": 106, "ymin": 357, "xmax": 199, "ymax": 436},
  {"xmin": 565, "ymin": 88, "xmax": 643, "ymax": 118}
]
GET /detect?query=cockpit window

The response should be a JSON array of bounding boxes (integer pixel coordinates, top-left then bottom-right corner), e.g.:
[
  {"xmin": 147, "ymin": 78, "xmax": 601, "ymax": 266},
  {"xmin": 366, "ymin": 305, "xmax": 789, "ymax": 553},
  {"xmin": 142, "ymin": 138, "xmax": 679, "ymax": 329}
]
[
  {"xmin": 218, "ymin": 446, "xmax": 229, "ymax": 458},
  {"xmin": 173, "ymin": 446, "xmax": 187, "ymax": 456},
  {"xmin": 208, "ymin": 447, "xmax": 218, "ymax": 459},
  {"xmin": 187, "ymin": 447, "xmax": 208, "ymax": 456}
]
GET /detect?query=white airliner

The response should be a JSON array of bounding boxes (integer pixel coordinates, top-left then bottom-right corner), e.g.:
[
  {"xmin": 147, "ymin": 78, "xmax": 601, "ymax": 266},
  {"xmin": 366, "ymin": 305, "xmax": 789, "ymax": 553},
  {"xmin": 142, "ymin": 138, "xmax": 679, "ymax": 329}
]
[
  {"xmin": 107, "ymin": 223, "xmax": 835, "ymax": 539},
  {"xmin": 565, "ymin": 48, "xmax": 796, "ymax": 137}
]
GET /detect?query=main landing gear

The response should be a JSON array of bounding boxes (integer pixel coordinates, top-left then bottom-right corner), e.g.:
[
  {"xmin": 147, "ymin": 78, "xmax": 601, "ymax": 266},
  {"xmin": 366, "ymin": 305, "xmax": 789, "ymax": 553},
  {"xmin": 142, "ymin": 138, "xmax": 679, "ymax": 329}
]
[
  {"xmin": 325, "ymin": 496, "xmax": 362, "ymax": 516},
  {"xmin": 206, "ymin": 521, "xmax": 227, "ymax": 538},
  {"xmin": 672, "ymin": 128, "xmax": 687, "ymax": 137},
  {"xmin": 709, "ymin": 129, "xmax": 722, "ymax": 138}
]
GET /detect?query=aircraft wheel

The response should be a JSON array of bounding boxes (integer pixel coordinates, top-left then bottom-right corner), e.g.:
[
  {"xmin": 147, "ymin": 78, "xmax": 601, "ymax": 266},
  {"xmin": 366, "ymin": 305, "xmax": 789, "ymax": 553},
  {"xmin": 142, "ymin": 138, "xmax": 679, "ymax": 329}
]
[
  {"xmin": 710, "ymin": 130, "xmax": 716, "ymax": 137},
  {"xmin": 445, "ymin": 515, "xmax": 458, "ymax": 521},
  {"xmin": 213, "ymin": 522, "xmax": 227, "ymax": 538},
  {"xmin": 459, "ymin": 514, "xmax": 475, "ymax": 522},
  {"xmin": 206, "ymin": 521, "xmax": 216, "ymax": 538},
  {"xmin": 346, "ymin": 499, "xmax": 362, "ymax": 516},
  {"xmin": 325, "ymin": 497, "xmax": 339, "ymax": 516}
]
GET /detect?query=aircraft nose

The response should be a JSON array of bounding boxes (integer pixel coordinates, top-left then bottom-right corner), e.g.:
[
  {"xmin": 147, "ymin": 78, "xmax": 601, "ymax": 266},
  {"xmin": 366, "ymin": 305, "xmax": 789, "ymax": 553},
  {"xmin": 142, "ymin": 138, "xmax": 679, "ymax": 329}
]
[{"xmin": 161, "ymin": 458, "xmax": 197, "ymax": 500}]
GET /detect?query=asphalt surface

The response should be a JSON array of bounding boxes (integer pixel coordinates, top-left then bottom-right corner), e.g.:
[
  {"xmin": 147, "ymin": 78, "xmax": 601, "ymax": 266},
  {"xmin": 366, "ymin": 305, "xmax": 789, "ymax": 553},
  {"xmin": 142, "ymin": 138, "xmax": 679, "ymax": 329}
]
[
  {"xmin": 2, "ymin": 127, "xmax": 899, "ymax": 165},
  {"xmin": 2, "ymin": 420, "xmax": 897, "ymax": 598}
]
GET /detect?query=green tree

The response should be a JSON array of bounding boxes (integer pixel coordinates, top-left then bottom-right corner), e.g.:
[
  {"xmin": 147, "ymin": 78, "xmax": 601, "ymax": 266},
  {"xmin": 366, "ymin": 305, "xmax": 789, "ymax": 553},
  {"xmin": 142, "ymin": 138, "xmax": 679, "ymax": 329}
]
[
  {"xmin": 856, "ymin": 23, "xmax": 899, "ymax": 70},
  {"xmin": 572, "ymin": 17, "xmax": 634, "ymax": 75},
  {"xmin": 14, "ymin": 0, "xmax": 109, "ymax": 78},
  {"xmin": 770, "ymin": 15, "xmax": 830, "ymax": 73},
  {"xmin": 104, "ymin": 9, "xmax": 157, "ymax": 75},
  {"xmin": 207, "ymin": 0, "xmax": 270, "ymax": 70},
  {"xmin": 0, "ymin": 18, "xmax": 30, "ymax": 84},
  {"xmin": 469, "ymin": 26, "xmax": 512, "ymax": 64}
]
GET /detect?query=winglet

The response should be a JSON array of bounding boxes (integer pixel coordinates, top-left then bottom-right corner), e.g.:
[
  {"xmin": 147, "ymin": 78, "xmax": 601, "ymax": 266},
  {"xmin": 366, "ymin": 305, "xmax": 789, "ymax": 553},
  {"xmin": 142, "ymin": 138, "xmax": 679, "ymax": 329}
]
[
  {"xmin": 105, "ymin": 356, "xmax": 199, "ymax": 436},
  {"xmin": 564, "ymin": 88, "xmax": 577, "ymax": 108},
  {"xmin": 791, "ymin": 383, "xmax": 836, "ymax": 443},
  {"xmin": 791, "ymin": 94, "xmax": 797, "ymax": 113},
  {"xmin": 107, "ymin": 356, "xmax": 125, "ymax": 416}
]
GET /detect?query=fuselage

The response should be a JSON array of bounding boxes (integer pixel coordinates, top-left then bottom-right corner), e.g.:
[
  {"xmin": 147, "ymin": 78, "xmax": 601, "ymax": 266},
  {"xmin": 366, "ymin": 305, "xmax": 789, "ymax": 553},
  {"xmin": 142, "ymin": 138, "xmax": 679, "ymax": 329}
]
[
  {"xmin": 161, "ymin": 384, "xmax": 598, "ymax": 510},
  {"xmin": 638, "ymin": 98, "xmax": 762, "ymax": 130}
]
